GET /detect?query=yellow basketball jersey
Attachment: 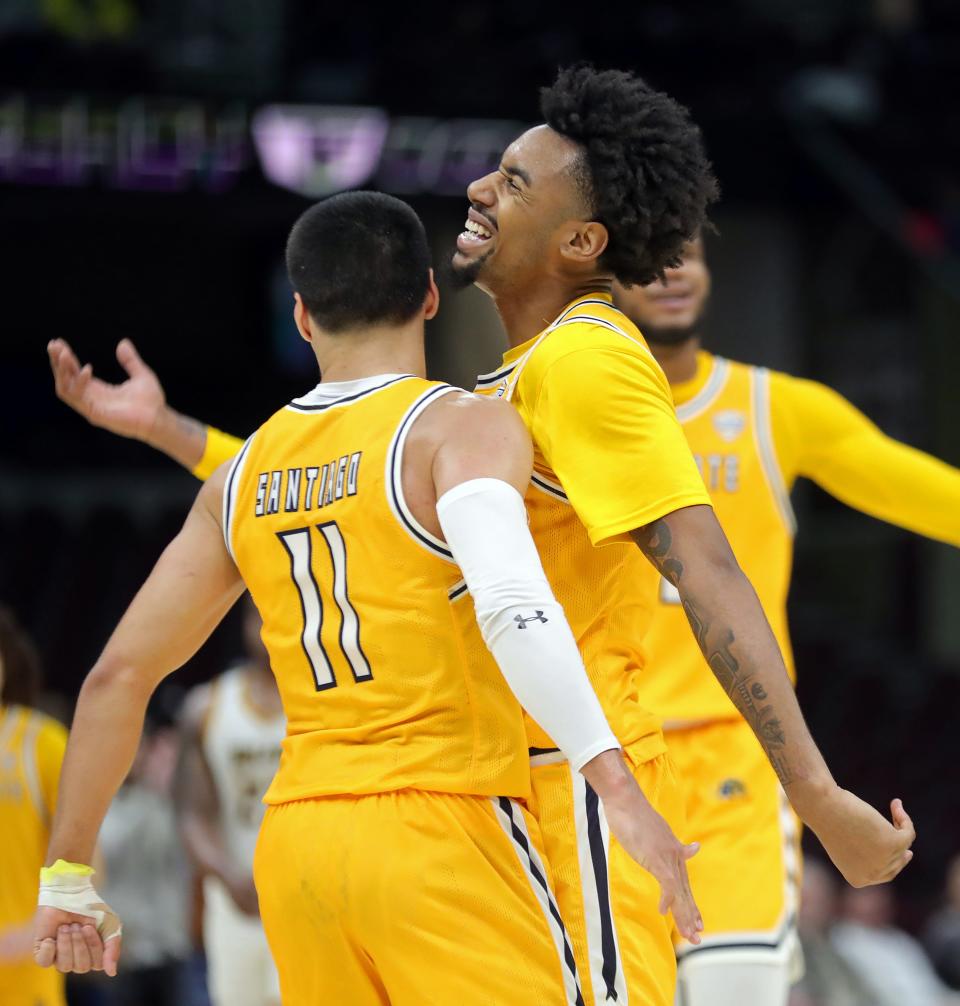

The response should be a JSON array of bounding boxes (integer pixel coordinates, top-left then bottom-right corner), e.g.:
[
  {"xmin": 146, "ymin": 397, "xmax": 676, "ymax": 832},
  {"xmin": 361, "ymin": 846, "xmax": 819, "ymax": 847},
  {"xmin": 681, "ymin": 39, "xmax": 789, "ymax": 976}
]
[
  {"xmin": 0, "ymin": 705, "xmax": 67, "ymax": 1005},
  {"xmin": 224, "ymin": 375, "xmax": 530, "ymax": 803},
  {"xmin": 640, "ymin": 354, "xmax": 796, "ymax": 723},
  {"xmin": 475, "ymin": 296, "xmax": 710, "ymax": 760}
]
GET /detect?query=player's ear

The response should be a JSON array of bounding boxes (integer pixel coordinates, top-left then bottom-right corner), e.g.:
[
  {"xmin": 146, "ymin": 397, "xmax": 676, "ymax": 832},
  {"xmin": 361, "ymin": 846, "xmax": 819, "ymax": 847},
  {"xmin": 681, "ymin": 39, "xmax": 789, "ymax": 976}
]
[
  {"xmin": 293, "ymin": 293, "xmax": 313, "ymax": 343},
  {"xmin": 560, "ymin": 221, "xmax": 609, "ymax": 267},
  {"xmin": 423, "ymin": 269, "xmax": 440, "ymax": 321}
]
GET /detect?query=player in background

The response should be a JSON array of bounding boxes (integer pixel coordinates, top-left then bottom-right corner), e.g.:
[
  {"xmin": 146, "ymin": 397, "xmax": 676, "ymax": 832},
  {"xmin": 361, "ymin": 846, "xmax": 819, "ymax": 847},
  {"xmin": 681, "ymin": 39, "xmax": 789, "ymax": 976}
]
[
  {"xmin": 46, "ymin": 67, "xmax": 917, "ymax": 1006},
  {"xmin": 33, "ymin": 191, "xmax": 703, "ymax": 1005},
  {"xmin": 0, "ymin": 605, "xmax": 68, "ymax": 1006},
  {"xmin": 612, "ymin": 234, "xmax": 960, "ymax": 1006},
  {"xmin": 175, "ymin": 595, "xmax": 283, "ymax": 1006}
]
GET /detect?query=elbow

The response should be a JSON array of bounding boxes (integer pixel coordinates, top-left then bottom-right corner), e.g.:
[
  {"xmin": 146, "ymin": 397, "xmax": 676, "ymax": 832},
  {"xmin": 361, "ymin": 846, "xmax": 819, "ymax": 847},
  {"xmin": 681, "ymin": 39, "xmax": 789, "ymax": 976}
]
[{"xmin": 82, "ymin": 656, "xmax": 155, "ymax": 706}]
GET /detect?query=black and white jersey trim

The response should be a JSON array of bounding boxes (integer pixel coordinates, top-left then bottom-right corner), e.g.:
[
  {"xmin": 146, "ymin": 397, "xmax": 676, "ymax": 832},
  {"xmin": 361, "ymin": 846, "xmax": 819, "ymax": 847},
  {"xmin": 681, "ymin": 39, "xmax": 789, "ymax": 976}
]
[
  {"xmin": 474, "ymin": 362, "xmax": 517, "ymax": 389},
  {"xmin": 287, "ymin": 375, "xmax": 416, "ymax": 412},
  {"xmin": 222, "ymin": 434, "xmax": 256, "ymax": 562},
  {"xmin": 493, "ymin": 797, "xmax": 586, "ymax": 1006},
  {"xmin": 447, "ymin": 579, "xmax": 469, "ymax": 601},
  {"xmin": 385, "ymin": 384, "xmax": 461, "ymax": 563},
  {"xmin": 530, "ymin": 472, "xmax": 569, "ymax": 503}
]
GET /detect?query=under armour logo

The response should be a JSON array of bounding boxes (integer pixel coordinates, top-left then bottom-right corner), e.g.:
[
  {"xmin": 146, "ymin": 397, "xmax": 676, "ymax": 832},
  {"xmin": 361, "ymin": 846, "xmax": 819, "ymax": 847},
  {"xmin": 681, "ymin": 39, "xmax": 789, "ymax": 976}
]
[{"xmin": 514, "ymin": 611, "xmax": 548, "ymax": 628}]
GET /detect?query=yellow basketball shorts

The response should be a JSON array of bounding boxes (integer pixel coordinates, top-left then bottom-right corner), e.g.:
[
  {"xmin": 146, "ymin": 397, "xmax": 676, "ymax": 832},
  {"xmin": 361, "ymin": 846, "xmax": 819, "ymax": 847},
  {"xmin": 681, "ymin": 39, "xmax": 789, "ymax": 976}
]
[
  {"xmin": 666, "ymin": 718, "xmax": 802, "ymax": 969},
  {"xmin": 253, "ymin": 789, "xmax": 586, "ymax": 1006},
  {"xmin": 527, "ymin": 741, "xmax": 685, "ymax": 1006}
]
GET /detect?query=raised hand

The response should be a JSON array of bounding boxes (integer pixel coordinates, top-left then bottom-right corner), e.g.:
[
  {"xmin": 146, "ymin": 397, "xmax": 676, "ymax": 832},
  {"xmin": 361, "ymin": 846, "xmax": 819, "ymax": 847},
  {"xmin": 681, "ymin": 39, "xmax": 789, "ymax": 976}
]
[
  {"xmin": 48, "ymin": 338, "xmax": 166, "ymax": 442},
  {"xmin": 806, "ymin": 790, "xmax": 915, "ymax": 888}
]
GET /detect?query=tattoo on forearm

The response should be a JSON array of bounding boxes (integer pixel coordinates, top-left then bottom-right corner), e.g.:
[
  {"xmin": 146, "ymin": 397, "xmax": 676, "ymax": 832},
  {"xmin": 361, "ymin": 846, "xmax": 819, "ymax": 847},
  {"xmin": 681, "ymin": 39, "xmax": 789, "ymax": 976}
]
[{"xmin": 632, "ymin": 518, "xmax": 793, "ymax": 785}]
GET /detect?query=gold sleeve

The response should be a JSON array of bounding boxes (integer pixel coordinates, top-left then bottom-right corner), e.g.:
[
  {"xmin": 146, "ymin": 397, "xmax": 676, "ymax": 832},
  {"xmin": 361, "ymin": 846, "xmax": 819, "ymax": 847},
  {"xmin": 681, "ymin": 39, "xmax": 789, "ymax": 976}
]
[
  {"xmin": 531, "ymin": 346, "xmax": 710, "ymax": 546},
  {"xmin": 771, "ymin": 373, "xmax": 960, "ymax": 547},
  {"xmin": 191, "ymin": 427, "xmax": 246, "ymax": 482}
]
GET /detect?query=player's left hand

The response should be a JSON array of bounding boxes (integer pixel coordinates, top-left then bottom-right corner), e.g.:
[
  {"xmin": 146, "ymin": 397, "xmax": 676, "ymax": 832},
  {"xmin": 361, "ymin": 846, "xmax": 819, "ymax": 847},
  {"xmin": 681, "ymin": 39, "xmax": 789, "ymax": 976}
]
[{"xmin": 33, "ymin": 906, "xmax": 121, "ymax": 976}]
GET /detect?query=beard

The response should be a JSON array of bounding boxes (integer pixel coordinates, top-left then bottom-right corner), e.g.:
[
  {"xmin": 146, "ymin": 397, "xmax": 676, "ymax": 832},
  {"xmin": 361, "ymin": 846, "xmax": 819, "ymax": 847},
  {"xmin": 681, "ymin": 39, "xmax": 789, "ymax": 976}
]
[
  {"xmin": 636, "ymin": 300, "xmax": 708, "ymax": 347},
  {"xmin": 445, "ymin": 245, "xmax": 495, "ymax": 291}
]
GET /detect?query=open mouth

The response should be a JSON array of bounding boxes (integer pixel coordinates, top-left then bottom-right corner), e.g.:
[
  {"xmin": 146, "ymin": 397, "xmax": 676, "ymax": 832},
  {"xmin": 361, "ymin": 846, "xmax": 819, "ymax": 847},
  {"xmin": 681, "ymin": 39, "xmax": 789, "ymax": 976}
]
[{"xmin": 456, "ymin": 210, "xmax": 495, "ymax": 254}]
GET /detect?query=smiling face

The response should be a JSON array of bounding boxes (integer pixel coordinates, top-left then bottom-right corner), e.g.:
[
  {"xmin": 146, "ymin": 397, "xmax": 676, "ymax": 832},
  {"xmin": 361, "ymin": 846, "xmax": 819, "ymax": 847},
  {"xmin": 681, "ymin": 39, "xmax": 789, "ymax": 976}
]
[
  {"xmin": 449, "ymin": 125, "xmax": 599, "ymax": 297},
  {"xmin": 613, "ymin": 235, "xmax": 710, "ymax": 345}
]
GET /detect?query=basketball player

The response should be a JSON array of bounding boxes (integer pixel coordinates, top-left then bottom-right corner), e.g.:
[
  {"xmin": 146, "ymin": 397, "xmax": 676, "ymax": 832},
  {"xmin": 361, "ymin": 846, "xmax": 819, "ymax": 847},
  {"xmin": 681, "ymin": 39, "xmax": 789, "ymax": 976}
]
[
  {"xmin": 175, "ymin": 596, "xmax": 283, "ymax": 1006},
  {"xmin": 0, "ymin": 605, "xmax": 68, "ymax": 1006},
  {"xmin": 612, "ymin": 233, "xmax": 960, "ymax": 1005},
  {"xmin": 45, "ymin": 67, "xmax": 917, "ymax": 1006},
  {"xmin": 33, "ymin": 191, "xmax": 703, "ymax": 1005}
]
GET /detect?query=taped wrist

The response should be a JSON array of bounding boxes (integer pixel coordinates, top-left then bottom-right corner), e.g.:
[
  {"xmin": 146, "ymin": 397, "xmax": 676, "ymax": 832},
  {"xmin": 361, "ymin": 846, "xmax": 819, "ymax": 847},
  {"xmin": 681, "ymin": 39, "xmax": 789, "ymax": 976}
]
[
  {"xmin": 38, "ymin": 860, "xmax": 122, "ymax": 941},
  {"xmin": 436, "ymin": 478, "xmax": 619, "ymax": 771}
]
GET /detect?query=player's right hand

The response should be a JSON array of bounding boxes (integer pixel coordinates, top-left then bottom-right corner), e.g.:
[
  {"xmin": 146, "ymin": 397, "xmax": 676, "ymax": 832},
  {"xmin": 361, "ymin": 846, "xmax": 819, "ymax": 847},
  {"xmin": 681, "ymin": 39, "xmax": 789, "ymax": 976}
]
[
  {"xmin": 808, "ymin": 790, "xmax": 915, "ymax": 888},
  {"xmin": 48, "ymin": 337, "xmax": 167, "ymax": 443},
  {"xmin": 601, "ymin": 791, "xmax": 703, "ymax": 944}
]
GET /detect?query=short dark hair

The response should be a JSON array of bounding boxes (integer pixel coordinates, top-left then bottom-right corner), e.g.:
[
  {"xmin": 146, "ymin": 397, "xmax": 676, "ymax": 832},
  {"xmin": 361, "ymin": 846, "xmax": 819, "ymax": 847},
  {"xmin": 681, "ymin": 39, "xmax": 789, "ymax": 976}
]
[
  {"xmin": 0, "ymin": 604, "xmax": 41, "ymax": 708},
  {"xmin": 285, "ymin": 191, "xmax": 432, "ymax": 333},
  {"xmin": 541, "ymin": 65, "xmax": 719, "ymax": 287}
]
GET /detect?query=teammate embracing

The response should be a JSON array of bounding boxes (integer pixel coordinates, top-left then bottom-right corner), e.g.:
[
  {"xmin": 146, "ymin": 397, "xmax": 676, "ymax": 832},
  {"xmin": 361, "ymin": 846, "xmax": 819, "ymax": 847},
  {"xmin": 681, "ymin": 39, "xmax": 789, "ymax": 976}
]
[
  {"xmin": 34, "ymin": 191, "xmax": 702, "ymax": 1005},
  {"xmin": 47, "ymin": 68, "xmax": 918, "ymax": 1006}
]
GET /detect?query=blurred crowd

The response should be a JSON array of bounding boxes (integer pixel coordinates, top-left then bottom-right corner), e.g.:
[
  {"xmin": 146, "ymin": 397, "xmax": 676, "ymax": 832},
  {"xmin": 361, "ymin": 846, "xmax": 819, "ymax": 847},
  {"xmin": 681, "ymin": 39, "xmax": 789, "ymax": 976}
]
[{"xmin": 790, "ymin": 856, "xmax": 960, "ymax": 1006}]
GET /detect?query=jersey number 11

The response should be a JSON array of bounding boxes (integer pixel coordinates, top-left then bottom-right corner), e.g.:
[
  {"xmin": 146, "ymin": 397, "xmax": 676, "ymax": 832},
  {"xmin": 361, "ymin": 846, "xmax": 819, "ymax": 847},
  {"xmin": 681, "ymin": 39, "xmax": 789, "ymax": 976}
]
[{"xmin": 277, "ymin": 522, "xmax": 373, "ymax": 691}]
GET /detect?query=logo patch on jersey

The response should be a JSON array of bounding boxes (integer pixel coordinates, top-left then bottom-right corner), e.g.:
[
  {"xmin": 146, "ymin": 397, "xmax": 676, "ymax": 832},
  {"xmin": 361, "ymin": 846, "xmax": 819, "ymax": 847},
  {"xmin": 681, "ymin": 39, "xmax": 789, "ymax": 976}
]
[
  {"xmin": 717, "ymin": 778, "xmax": 748, "ymax": 800},
  {"xmin": 494, "ymin": 378, "xmax": 509, "ymax": 399},
  {"xmin": 712, "ymin": 409, "xmax": 746, "ymax": 443},
  {"xmin": 514, "ymin": 611, "xmax": 548, "ymax": 628}
]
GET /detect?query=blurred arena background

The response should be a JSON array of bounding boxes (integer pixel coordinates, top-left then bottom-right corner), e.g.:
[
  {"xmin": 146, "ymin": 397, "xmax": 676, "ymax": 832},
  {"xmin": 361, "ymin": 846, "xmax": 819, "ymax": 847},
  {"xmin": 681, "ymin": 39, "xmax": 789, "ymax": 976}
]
[{"xmin": 2, "ymin": 1, "xmax": 959, "ymax": 1004}]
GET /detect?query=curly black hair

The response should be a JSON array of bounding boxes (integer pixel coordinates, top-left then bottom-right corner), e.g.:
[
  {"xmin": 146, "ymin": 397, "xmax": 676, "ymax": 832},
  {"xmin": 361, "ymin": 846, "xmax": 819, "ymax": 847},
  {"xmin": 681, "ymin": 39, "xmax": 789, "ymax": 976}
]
[{"xmin": 541, "ymin": 64, "xmax": 719, "ymax": 287}]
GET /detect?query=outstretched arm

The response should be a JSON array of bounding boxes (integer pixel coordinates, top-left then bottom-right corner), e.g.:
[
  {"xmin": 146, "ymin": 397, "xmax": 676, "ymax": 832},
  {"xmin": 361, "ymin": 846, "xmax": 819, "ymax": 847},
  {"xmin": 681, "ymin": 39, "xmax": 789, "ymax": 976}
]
[
  {"xmin": 632, "ymin": 504, "xmax": 915, "ymax": 887},
  {"xmin": 34, "ymin": 465, "xmax": 245, "ymax": 975},
  {"xmin": 48, "ymin": 338, "xmax": 243, "ymax": 477},
  {"xmin": 777, "ymin": 375, "xmax": 960, "ymax": 547}
]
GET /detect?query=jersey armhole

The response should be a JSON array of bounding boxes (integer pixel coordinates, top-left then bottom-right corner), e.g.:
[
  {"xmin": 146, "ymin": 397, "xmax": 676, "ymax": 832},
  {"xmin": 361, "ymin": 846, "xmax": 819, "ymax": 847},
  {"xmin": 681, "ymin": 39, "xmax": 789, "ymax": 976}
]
[
  {"xmin": 222, "ymin": 434, "xmax": 257, "ymax": 562},
  {"xmin": 384, "ymin": 384, "xmax": 462, "ymax": 564},
  {"xmin": 751, "ymin": 368, "xmax": 797, "ymax": 536}
]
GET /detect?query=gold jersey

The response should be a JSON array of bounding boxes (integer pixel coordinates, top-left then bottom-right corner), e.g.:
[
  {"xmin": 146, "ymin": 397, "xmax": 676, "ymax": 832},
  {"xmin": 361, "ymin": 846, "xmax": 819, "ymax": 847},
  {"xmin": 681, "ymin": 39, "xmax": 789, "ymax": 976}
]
[
  {"xmin": 0, "ymin": 705, "xmax": 68, "ymax": 1005},
  {"xmin": 642, "ymin": 349, "xmax": 960, "ymax": 724},
  {"xmin": 224, "ymin": 375, "xmax": 530, "ymax": 803},
  {"xmin": 474, "ymin": 294, "xmax": 711, "ymax": 759},
  {"xmin": 640, "ymin": 354, "xmax": 795, "ymax": 723}
]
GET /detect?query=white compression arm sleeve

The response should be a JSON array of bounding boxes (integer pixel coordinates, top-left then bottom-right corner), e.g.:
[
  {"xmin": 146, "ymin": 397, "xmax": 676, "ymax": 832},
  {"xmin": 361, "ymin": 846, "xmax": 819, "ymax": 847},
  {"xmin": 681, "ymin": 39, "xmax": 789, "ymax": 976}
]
[{"xmin": 436, "ymin": 477, "xmax": 620, "ymax": 771}]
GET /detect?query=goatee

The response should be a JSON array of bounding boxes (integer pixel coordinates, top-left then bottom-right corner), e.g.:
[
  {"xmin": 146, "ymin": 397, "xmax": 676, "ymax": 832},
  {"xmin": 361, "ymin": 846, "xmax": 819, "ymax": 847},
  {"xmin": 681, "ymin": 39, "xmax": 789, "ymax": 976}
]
[{"xmin": 444, "ymin": 247, "xmax": 493, "ymax": 291}]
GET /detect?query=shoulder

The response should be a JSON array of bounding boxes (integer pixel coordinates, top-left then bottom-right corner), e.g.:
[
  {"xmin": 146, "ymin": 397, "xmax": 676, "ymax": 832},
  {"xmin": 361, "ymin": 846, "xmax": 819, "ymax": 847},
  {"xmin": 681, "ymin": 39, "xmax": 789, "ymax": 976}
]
[
  {"xmin": 415, "ymin": 390, "xmax": 531, "ymax": 451},
  {"xmin": 523, "ymin": 329, "xmax": 670, "ymax": 414}
]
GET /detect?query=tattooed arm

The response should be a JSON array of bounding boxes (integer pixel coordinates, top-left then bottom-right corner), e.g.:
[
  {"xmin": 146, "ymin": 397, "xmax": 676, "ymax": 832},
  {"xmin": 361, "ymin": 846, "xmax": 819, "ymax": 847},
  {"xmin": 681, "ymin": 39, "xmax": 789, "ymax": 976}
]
[{"xmin": 632, "ymin": 504, "xmax": 916, "ymax": 887}]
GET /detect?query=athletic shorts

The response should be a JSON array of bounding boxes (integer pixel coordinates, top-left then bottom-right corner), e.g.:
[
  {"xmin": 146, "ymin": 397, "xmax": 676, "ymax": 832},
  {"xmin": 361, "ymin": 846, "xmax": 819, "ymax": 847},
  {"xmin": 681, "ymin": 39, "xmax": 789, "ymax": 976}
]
[
  {"xmin": 527, "ymin": 741, "xmax": 685, "ymax": 1006},
  {"xmin": 666, "ymin": 718, "xmax": 802, "ymax": 975},
  {"xmin": 253, "ymin": 790, "xmax": 586, "ymax": 1005}
]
